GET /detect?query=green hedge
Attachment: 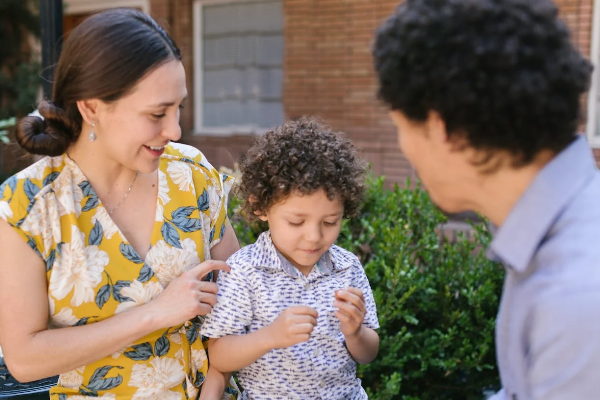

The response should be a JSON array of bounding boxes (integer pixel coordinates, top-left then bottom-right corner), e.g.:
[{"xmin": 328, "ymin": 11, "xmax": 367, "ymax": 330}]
[{"xmin": 228, "ymin": 176, "xmax": 503, "ymax": 399}]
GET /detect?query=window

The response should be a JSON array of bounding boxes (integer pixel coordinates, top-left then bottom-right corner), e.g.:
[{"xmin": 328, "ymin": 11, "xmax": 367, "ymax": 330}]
[{"xmin": 193, "ymin": 0, "xmax": 284, "ymax": 134}]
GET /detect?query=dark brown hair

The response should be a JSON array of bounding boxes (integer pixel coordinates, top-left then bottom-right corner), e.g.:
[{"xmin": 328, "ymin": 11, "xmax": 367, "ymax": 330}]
[
  {"xmin": 239, "ymin": 117, "xmax": 367, "ymax": 220},
  {"xmin": 16, "ymin": 8, "xmax": 181, "ymax": 156}
]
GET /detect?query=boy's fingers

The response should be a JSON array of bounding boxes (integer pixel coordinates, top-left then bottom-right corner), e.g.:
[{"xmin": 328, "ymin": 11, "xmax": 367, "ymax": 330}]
[
  {"xmin": 334, "ymin": 300, "xmax": 364, "ymax": 320},
  {"xmin": 335, "ymin": 290, "xmax": 366, "ymax": 311},
  {"xmin": 289, "ymin": 305, "xmax": 319, "ymax": 318}
]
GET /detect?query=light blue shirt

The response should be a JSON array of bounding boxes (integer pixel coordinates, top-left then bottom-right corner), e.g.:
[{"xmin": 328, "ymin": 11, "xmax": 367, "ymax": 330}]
[
  {"xmin": 487, "ymin": 136, "xmax": 600, "ymax": 400},
  {"xmin": 201, "ymin": 231, "xmax": 379, "ymax": 400}
]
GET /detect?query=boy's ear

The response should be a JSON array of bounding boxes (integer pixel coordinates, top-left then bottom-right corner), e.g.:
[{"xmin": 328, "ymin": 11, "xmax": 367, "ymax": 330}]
[{"xmin": 256, "ymin": 211, "xmax": 268, "ymax": 222}]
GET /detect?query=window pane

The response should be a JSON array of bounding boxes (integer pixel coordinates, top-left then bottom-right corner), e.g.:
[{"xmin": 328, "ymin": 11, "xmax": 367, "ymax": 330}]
[{"xmin": 202, "ymin": 0, "xmax": 283, "ymax": 129}]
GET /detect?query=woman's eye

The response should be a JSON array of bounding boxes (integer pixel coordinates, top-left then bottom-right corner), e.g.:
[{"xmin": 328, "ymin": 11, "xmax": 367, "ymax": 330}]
[{"xmin": 152, "ymin": 113, "xmax": 166, "ymax": 119}]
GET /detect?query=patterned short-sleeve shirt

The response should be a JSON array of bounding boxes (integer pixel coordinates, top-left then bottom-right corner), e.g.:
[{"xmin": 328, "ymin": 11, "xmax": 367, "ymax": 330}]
[
  {"xmin": 201, "ymin": 231, "xmax": 379, "ymax": 400},
  {"xmin": 0, "ymin": 142, "xmax": 239, "ymax": 400}
]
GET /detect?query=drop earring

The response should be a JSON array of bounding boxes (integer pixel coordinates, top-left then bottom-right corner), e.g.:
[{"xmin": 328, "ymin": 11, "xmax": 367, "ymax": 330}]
[{"xmin": 89, "ymin": 123, "xmax": 97, "ymax": 142}]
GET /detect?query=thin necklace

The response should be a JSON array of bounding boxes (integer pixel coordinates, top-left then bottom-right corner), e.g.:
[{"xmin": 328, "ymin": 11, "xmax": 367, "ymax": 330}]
[{"xmin": 108, "ymin": 171, "xmax": 139, "ymax": 215}]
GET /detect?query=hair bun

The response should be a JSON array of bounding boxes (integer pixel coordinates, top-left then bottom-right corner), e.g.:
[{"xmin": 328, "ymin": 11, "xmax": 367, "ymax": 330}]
[{"xmin": 16, "ymin": 101, "xmax": 76, "ymax": 156}]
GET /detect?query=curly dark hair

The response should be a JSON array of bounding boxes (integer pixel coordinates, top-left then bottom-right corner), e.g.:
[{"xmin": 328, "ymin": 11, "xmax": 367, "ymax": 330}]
[
  {"xmin": 238, "ymin": 117, "xmax": 366, "ymax": 220},
  {"xmin": 373, "ymin": 0, "xmax": 593, "ymax": 167}
]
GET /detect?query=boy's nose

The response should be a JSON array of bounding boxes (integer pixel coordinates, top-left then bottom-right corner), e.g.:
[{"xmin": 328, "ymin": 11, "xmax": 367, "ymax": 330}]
[{"xmin": 304, "ymin": 225, "xmax": 322, "ymax": 243}]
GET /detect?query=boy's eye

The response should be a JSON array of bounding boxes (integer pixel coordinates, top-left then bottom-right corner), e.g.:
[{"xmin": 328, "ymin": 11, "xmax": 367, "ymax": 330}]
[
  {"xmin": 287, "ymin": 221, "xmax": 303, "ymax": 227},
  {"xmin": 324, "ymin": 220, "xmax": 340, "ymax": 227}
]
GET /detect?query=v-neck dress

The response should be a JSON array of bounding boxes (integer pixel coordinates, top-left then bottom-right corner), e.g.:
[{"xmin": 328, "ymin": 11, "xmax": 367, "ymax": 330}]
[{"xmin": 0, "ymin": 142, "xmax": 239, "ymax": 399}]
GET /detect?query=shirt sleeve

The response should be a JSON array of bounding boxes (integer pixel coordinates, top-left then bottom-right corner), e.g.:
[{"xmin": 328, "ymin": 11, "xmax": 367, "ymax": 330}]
[
  {"xmin": 353, "ymin": 261, "xmax": 380, "ymax": 330},
  {"xmin": 527, "ymin": 289, "xmax": 600, "ymax": 400},
  {"xmin": 201, "ymin": 259, "xmax": 254, "ymax": 338}
]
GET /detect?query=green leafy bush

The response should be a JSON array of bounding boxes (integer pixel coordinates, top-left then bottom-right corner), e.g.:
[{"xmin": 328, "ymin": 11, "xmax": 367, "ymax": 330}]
[{"xmin": 228, "ymin": 175, "xmax": 503, "ymax": 399}]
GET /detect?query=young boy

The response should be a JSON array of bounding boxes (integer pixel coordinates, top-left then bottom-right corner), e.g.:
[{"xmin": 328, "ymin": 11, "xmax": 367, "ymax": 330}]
[{"xmin": 201, "ymin": 118, "xmax": 379, "ymax": 399}]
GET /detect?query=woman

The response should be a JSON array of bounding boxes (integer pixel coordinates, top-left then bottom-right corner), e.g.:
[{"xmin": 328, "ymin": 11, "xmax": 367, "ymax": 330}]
[{"xmin": 0, "ymin": 8, "xmax": 239, "ymax": 399}]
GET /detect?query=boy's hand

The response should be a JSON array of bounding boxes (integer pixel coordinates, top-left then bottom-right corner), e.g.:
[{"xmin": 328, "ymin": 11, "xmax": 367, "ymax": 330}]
[
  {"xmin": 266, "ymin": 306, "xmax": 318, "ymax": 349},
  {"xmin": 334, "ymin": 288, "xmax": 367, "ymax": 338}
]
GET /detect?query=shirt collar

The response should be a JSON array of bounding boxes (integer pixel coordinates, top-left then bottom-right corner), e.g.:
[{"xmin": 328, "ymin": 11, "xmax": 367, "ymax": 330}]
[
  {"xmin": 253, "ymin": 231, "xmax": 349, "ymax": 278},
  {"xmin": 487, "ymin": 135, "xmax": 597, "ymax": 272}
]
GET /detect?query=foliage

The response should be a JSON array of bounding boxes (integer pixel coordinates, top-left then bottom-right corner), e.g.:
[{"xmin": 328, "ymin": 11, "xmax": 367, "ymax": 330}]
[
  {"xmin": 0, "ymin": 117, "xmax": 15, "ymax": 145},
  {"xmin": 0, "ymin": 0, "xmax": 41, "ymax": 118},
  {"xmin": 228, "ymin": 175, "xmax": 504, "ymax": 399}
]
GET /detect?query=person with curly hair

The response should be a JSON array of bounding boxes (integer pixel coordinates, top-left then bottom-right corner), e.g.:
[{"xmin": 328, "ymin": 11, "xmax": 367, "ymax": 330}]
[
  {"xmin": 201, "ymin": 117, "xmax": 380, "ymax": 399},
  {"xmin": 374, "ymin": 0, "xmax": 599, "ymax": 399}
]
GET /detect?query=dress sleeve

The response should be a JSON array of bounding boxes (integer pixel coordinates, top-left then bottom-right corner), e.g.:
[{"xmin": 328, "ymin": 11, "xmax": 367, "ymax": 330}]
[
  {"xmin": 201, "ymin": 259, "xmax": 254, "ymax": 338},
  {"xmin": 0, "ymin": 175, "xmax": 46, "ymax": 260},
  {"xmin": 191, "ymin": 155, "xmax": 234, "ymax": 250}
]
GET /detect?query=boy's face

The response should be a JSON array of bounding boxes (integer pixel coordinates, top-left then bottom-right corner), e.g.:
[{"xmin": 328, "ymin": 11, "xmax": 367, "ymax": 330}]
[{"xmin": 259, "ymin": 189, "xmax": 344, "ymax": 275}]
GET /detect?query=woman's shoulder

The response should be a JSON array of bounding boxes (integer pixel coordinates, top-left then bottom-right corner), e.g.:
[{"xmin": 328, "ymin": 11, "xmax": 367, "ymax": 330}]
[
  {"xmin": 159, "ymin": 142, "xmax": 232, "ymax": 196},
  {"xmin": 0, "ymin": 156, "xmax": 67, "ymax": 220}
]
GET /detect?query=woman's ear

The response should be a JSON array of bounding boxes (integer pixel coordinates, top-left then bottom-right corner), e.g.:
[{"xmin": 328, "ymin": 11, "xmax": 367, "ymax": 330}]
[{"xmin": 76, "ymin": 99, "xmax": 101, "ymax": 126}]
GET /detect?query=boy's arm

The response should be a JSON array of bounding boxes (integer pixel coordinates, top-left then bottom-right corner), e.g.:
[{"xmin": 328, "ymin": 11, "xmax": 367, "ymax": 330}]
[
  {"xmin": 207, "ymin": 305, "xmax": 318, "ymax": 373},
  {"xmin": 344, "ymin": 325, "xmax": 380, "ymax": 364},
  {"xmin": 198, "ymin": 367, "xmax": 231, "ymax": 400}
]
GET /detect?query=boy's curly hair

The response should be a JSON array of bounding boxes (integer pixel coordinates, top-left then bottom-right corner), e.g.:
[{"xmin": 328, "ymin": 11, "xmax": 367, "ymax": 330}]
[
  {"xmin": 238, "ymin": 117, "xmax": 366, "ymax": 220},
  {"xmin": 373, "ymin": 0, "xmax": 592, "ymax": 167}
]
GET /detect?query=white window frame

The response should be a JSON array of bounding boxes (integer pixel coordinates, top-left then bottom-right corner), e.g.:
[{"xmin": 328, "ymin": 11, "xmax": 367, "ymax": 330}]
[
  {"xmin": 587, "ymin": 0, "xmax": 600, "ymax": 148},
  {"xmin": 192, "ymin": 0, "xmax": 283, "ymax": 136},
  {"xmin": 63, "ymin": 0, "xmax": 150, "ymax": 14}
]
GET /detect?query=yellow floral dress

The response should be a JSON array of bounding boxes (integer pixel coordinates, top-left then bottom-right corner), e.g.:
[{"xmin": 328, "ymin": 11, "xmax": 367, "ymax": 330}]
[{"xmin": 0, "ymin": 142, "xmax": 239, "ymax": 400}]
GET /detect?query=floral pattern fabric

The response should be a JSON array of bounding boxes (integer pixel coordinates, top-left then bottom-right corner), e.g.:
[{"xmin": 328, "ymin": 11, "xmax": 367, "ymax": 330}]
[{"xmin": 0, "ymin": 142, "xmax": 238, "ymax": 400}]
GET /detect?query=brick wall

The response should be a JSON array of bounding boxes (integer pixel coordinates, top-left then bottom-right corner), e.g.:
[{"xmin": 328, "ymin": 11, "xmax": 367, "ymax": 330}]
[{"xmin": 173, "ymin": 0, "xmax": 600, "ymax": 179}]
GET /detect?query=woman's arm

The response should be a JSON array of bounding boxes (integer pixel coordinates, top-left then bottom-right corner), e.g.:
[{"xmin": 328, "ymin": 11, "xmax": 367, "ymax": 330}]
[{"xmin": 0, "ymin": 219, "xmax": 228, "ymax": 382}]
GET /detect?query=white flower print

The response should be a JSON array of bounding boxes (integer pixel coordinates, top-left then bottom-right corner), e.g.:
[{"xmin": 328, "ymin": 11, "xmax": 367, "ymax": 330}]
[
  {"xmin": 58, "ymin": 366, "xmax": 85, "ymax": 389},
  {"xmin": 191, "ymin": 349, "xmax": 207, "ymax": 370},
  {"xmin": 155, "ymin": 204, "xmax": 165, "ymax": 223},
  {"xmin": 185, "ymin": 376, "xmax": 199, "ymax": 400},
  {"xmin": 158, "ymin": 170, "xmax": 171, "ymax": 206},
  {"xmin": 170, "ymin": 330, "xmax": 183, "ymax": 345},
  {"xmin": 54, "ymin": 176, "xmax": 84, "ymax": 217},
  {"xmin": 115, "ymin": 281, "xmax": 163, "ymax": 314},
  {"xmin": 0, "ymin": 201, "xmax": 12, "ymax": 220},
  {"xmin": 167, "ymin": 161, "xmax": 193, "ymax": 192},
  {"xmin": 145, "ymin": 239, "xmax": 200, "ymax": 286},
  {"xmin": 19, "ymin": 197, "xmax": 61, "ymax": 255},
  {"xmin": 170, "ymin": 142, "xmax": 200, "ymax": 159},
  {"xmin": 69, "ymin": 395, "xmax": 115, "ymax": 400},
  {"xmin": 128, "ymin": 357, "xmax": 185, "ymax": 400},
  {"xmin": 49, "ymin": 226, "xmax": 107, "ymax": 306},
  {"xmin": 92, "ymin": 208, "xmax": 120, "ymax": 240},
  {"xmin": 49, "ymin": 307, "xmax": 79, "ymax": 328},
  {"xmin": 16, "ymin": 163, "xmax": 47, "ymax": 181},
  {"xmin": 112, "ymin": 345, "xmax": 128, "ymax": 360}
]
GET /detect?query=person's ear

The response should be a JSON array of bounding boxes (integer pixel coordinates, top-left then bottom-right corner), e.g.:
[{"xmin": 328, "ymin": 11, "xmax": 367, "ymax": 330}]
[{"xmin": 76, "ymin": 99, "xmax": 101, "ymax": 126}]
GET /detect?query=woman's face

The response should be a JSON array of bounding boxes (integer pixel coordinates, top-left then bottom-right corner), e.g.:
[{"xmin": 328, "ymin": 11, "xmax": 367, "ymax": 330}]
[{"xmin": 93, "ymin": 59, "xmax": 187, "ymax": 174}]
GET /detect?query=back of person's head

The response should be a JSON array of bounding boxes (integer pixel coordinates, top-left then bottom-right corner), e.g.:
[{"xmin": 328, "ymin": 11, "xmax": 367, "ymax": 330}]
[
  {"xmin": 17, "ymin": 8, "xmax": 181, "ymax": 156},
  {"xmin": 373, "ymin": 0, "xmax": 593, "ymax": 167},
  {"xmin": 239, "ymin": 117, "xmax": 366, "ymax": 220}
]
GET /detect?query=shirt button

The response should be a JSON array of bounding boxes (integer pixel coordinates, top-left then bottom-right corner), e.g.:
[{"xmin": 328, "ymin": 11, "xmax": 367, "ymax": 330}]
[
  {"xmin": 313, "ymin": 348, "xmax": 321, "ymax": 357},
  {"xmin": 320, "ymin": 379, "xmax": 326, "ymax": 388},
  {"xmin": 304, "ymin": 282, "xmax": 311, "ymax": 290}
]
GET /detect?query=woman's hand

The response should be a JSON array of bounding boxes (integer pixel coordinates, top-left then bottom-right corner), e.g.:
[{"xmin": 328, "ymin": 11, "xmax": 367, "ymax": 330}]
[{"xmin": 143, "ymin": 260, "xmax": 230, "ymax": 330}]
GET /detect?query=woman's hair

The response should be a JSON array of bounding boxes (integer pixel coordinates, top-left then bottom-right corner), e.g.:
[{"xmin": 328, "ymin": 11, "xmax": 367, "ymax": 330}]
[
  {"xmin": 16, "ymin": 8, "xmax": 181, "ymax": 156},
  {"xmin": 373, "ymin": 0, "xmax": 592, "ymax": 167},
  {"xmin": 238, "ymin": 117, "xmax": 367, "ymax": 220}
]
